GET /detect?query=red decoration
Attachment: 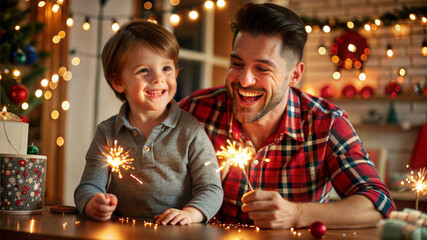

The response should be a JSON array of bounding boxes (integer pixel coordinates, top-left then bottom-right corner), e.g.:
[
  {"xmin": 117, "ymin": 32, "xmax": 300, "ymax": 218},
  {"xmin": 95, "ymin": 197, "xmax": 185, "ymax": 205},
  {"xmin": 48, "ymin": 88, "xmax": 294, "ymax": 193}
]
[
  {"xmin": 310, "ymin": 221, "xmax": 327, "ymax": 239},
  {"xmin": 360, "ymin": 86, "xmax": 374, "ymax": 99},
  {"xmin": 385, "ymin": 80, "xmax": 401, "ymax": 98},
  {"xmin": 320, "ymin": 85, "xmax": 335, "ymax": 99},
  {"xmin": 20, "ymin": 115, "xmax": 29, "ymax": 123},
  {"xmin": 410, "ymin": 124, "xmax": 427, "ymax": 169},
  {"xmin": 341, "ymin": 84, "xmax": 357, "ymax": 98},
  {"xmin": 9, "ymin": 84, "xmax": 28, "ymax": 105},
  {"xmin": 330, "ymin": 30, "xmax": 369, "ymax": 70}
]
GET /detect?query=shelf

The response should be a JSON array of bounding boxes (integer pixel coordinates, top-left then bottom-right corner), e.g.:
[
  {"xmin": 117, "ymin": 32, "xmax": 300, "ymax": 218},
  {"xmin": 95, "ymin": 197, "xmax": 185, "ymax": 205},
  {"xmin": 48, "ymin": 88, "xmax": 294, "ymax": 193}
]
[
  {"xmin": 352, "ymin": 123, "xmax": 423, "ymax": 130},
  {"xmin": 390, "ymin": 190, "xmax": 427, "ymax": 201},
  {"xmin": 329, "ymin": 95, "xmax": 427, "ymax": 103}
]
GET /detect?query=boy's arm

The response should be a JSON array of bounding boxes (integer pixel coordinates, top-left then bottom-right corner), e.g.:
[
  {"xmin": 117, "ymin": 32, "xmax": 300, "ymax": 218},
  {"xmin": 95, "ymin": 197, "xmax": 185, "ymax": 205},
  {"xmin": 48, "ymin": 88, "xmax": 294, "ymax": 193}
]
[
  {"xmin": 74, "ymin": 127, "xmax": 110, "ymax": 216},
  {"xmin": 184, "ymin": 122, "xmax": 223, "ymax": 222}
]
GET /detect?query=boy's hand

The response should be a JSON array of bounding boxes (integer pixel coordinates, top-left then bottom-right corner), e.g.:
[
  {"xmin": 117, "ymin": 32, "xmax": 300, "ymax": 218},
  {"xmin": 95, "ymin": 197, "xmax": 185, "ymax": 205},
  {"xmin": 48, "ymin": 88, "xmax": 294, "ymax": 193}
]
[
  {"xmin": 85, "ymin": 193, "xmax": 118, "ymax": 221},
  {"xmin": 154, "ymin": 208, "xmax": 194, "ymax": 225}
]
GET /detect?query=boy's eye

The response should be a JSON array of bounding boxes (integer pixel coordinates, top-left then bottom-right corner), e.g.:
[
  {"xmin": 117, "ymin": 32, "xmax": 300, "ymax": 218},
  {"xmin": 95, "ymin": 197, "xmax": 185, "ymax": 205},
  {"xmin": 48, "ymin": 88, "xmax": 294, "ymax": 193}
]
[
  {"xmin": 162, "ymin": 66, "xmax": 172, "ymax": 72},
  {"xmin": 138, "ymin": 68, "xmax": 148, "ymax": 74}
]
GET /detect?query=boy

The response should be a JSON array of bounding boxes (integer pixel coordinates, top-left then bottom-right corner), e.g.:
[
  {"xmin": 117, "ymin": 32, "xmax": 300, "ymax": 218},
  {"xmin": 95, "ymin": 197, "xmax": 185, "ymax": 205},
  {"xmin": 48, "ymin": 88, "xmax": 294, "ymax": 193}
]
[{"xmin": 74, "ymin": 20, "xmax": 223, "ymax": 225}]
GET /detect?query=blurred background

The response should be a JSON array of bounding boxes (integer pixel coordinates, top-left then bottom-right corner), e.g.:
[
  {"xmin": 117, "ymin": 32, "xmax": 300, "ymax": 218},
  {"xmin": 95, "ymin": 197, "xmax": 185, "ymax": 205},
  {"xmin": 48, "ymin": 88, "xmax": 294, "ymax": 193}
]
[{"xmin": 1, "ymin": 0, "xmax": 426, "ymax": 210}]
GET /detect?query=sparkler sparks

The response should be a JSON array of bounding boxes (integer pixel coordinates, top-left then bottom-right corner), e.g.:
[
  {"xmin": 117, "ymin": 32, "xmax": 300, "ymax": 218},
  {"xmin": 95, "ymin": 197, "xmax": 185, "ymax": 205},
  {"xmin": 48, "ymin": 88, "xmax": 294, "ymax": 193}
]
[
  {"xmin": 130, "ymin": 174, "xmax": 143, "ymax": 185},
  {"xmin": 102, "ymin": 140, "xmax": 134, "ymax": 179},
  {"xmin": 216, "ymin": 139, "xmax": 254, "ymax": 191},
  {"xmin": 401, "ymin": 166, "xmax": 427, "ymax": 210}
]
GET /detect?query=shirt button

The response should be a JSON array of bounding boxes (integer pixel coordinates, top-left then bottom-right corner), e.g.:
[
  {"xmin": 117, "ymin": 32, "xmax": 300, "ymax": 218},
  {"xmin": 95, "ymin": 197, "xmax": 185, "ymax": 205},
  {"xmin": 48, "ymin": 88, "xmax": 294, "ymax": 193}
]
[
  {"xmin": 144, "ymin": 146, "xmax": 150, "ymax": 152},
  {"xmin": 132, "ymin": 130, "xmax": 137, "ymax": 136},
  {"xmin": 253, "ymin": 159, "xmax": 259, "ymax": 165}
]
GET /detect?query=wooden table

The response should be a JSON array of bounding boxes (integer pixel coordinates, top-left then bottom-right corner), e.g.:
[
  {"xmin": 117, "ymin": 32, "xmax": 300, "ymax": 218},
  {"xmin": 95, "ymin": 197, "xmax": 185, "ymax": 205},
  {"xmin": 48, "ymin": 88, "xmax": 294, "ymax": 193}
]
[{"xmin": 0, "ymin": 207, "xmax": 380, "ymax": 240}]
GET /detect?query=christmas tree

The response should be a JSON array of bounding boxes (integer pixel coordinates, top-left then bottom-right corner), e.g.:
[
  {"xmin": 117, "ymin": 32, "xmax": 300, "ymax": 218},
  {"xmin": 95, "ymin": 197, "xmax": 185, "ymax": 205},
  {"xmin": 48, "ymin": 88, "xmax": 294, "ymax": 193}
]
[{"xmin": 1, "ymin": 0, "xmax": 49, "ymax": 119}]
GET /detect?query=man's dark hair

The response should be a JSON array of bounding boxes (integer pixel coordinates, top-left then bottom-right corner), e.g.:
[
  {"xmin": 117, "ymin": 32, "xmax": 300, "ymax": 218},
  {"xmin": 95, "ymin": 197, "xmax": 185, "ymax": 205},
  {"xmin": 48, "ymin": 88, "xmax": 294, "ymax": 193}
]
[{"xmin": 231, "ymin": 3, "xmax": 307, "ymax": 61}]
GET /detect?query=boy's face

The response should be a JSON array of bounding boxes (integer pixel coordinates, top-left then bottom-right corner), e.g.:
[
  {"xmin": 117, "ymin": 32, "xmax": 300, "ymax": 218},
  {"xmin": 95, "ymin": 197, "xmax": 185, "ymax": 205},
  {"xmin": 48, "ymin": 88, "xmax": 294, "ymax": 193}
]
[{"xmin": 112, "ymin": 42, "xmax": 177, "ymax": 113}]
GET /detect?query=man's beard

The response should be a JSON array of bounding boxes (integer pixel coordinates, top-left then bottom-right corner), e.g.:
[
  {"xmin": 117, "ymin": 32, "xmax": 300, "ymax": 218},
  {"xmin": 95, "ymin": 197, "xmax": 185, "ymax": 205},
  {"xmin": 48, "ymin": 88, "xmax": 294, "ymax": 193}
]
[{"xmin": 226, "ymin": 81, "xmax": 286, "ymax": 124}]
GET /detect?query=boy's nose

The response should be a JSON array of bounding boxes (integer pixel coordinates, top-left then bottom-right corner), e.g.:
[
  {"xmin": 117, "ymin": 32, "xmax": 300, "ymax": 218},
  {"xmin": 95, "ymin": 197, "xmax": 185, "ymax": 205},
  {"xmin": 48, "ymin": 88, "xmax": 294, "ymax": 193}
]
[{"xmin": 151, "ymin": 72, "xmax": 165, "ymax": 84}]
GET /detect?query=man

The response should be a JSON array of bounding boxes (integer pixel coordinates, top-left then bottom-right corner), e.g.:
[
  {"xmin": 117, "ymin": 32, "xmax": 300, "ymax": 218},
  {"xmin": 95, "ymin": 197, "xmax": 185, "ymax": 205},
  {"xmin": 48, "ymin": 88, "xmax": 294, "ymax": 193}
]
[{"xmin": 180, "ymin": 2, "xmax": 395, "ymax": 229}]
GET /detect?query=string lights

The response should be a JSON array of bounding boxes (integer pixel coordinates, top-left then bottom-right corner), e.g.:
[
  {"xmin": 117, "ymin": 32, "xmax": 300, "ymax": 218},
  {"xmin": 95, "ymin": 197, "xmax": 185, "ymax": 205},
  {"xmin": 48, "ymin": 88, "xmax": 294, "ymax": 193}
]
[{"xmin": 304, "ymin": 6, "xmax": 427, "ymax": 61}]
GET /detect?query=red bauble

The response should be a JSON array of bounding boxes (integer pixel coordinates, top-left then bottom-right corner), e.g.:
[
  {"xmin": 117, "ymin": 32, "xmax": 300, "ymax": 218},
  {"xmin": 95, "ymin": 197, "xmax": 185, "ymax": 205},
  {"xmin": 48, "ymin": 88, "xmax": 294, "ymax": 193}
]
[
  {"xmin": 385, "ymin": 81, "xmax": 401, "ymax": 98},
  {"xmin": 360, "ymin": 86, "xmax": 374, "ymax": 99},
  {"xmin": 20, "ymin": 115, "xmax": 29, "ymax": 123},
  {"xmin": 9, "ymin": 84, "xmax": 28, "ymax": 105},
  {"xmin": 310, "ymin": 221, "xmax": 327, "ymax": 239},
  {"xmin": 341, "ymin": 84, "xmax": 357, "ymax": 98},
  {"xmin": 320, "ymin": 85, "xmax": 335, "ymax": 99}
]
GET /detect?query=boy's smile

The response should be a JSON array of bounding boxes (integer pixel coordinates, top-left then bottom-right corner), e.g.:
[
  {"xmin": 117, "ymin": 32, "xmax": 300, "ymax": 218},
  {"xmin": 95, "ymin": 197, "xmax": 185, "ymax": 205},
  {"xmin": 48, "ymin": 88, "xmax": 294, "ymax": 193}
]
[{"xmin": 111, "ymin": 42, "xmax": 177, "ymax": 115}]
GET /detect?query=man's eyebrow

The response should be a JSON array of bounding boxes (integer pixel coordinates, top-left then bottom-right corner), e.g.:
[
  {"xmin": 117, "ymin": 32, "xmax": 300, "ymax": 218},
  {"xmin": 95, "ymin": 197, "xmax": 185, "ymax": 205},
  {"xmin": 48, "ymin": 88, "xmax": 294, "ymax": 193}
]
[
  {"xmin": 230, "ymin": 53, "xmax": 242, "ymax": 61},
  {"xmin": 230, "ymin": 53, "xmax": 277, "ymax": 68}
]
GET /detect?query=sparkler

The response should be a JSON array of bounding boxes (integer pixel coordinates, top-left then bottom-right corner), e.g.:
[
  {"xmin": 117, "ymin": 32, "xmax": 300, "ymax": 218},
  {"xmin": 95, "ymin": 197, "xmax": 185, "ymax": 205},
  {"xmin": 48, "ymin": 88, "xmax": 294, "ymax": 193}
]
[
  {"xmin": 216, "ymin": 139, "xmax": 254, "ymax": 191},
  {"xmin": 102, "ymin": 140, "xmax": 134, "ymax": 179},
  {"xmin": 401, "ymin": 166, "xmax": 427, "ymax": 210},
  {"xmin": 102, "ymin": 140, "xmax": 138, "ymax": 190}
]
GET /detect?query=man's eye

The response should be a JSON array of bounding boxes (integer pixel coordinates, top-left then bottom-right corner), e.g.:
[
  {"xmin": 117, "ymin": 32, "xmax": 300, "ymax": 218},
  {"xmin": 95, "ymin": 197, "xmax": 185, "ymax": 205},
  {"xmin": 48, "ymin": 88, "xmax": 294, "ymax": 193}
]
[
  {"xmin": 257, "ymin": 67, "xmax": 269, "ymax": 72},
  {"xmin": 231, "ymin": 62, "xmax": 243, "ymax": 68}
]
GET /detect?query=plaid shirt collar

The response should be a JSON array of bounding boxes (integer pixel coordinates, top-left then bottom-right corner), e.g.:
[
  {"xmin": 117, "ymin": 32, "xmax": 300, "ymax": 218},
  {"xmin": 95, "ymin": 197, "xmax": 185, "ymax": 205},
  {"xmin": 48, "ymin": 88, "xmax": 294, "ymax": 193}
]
[{"xmin": 228, "ymin": 87, "xmax": 305, "ymax": 147}]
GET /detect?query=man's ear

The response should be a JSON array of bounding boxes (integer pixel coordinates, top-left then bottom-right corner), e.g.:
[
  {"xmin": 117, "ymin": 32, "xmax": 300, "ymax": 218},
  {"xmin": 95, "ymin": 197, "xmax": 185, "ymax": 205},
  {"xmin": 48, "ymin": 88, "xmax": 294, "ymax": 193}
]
[
  {"xmin": 110, "ymin": 75, "xmax": 124, "ymax": 93},
  {"xmin": 288, "ymin": 61, "xmax": 305, "ymax": 87}
]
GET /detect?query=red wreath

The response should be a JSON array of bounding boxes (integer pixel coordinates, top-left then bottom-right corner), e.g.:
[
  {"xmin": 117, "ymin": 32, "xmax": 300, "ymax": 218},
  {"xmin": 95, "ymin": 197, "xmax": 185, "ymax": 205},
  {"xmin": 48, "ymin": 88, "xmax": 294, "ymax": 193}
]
[{"xmin": 330, "ymin": 30, "xmax": 370, "ymax": 70}]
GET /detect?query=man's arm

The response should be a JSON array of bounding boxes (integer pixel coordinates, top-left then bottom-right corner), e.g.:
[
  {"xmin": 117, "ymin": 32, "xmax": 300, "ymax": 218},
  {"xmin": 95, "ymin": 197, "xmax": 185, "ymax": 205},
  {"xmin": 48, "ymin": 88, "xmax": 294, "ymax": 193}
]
[{"xmin": 241, "ymin": 190, "xmax": 382, "ymax": 229}]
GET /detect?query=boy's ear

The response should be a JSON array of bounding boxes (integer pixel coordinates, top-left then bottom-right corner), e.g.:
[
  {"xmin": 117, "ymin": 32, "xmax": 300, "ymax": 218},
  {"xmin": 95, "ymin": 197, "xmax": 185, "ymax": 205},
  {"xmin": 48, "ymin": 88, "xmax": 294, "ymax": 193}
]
[{"xmin": 110, "ymin": 75, "xmax": 124, "ymax": 93}]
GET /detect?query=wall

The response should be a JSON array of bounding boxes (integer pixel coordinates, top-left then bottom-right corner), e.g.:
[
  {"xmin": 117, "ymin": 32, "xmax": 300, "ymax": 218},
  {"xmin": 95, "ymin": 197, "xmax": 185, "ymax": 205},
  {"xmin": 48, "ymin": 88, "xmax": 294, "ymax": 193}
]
[
  {"xmin": 291, "ymin": 0, "xmax": 427, "ymax": 186},
  {"xmin": 64, "ymin": 0, "xmax": 132, "ymax": 205}
]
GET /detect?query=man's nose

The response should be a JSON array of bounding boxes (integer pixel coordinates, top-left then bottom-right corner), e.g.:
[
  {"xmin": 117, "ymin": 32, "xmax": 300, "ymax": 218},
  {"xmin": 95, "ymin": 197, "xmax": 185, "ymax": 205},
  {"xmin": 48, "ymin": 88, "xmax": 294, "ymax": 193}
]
[{"xmin": 239, "ymin": 68, "xmax": 256, "ymax": 87}]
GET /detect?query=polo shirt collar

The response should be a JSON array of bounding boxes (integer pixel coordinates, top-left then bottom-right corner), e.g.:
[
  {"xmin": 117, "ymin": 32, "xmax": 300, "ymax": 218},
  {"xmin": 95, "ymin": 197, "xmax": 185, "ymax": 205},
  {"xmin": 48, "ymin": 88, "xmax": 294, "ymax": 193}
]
[{"xmin": 114, "ymin": 99, "xmax": 180, "ymax": 135}]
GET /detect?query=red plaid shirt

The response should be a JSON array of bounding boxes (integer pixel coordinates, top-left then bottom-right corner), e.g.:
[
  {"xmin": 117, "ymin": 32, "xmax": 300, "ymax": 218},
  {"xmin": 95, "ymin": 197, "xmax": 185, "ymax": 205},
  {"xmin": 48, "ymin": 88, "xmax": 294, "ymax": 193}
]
[{"xmin": 179, "ymin": 86, "xmax": 395, "ymax": 223}]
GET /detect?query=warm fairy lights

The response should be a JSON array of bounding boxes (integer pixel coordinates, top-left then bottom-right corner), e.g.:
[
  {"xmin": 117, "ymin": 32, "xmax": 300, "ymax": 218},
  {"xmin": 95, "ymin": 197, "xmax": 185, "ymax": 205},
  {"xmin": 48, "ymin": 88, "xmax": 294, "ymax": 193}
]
[{"xmin": 102, "ymin": 140, "xmax": 134, "ymax": 179}]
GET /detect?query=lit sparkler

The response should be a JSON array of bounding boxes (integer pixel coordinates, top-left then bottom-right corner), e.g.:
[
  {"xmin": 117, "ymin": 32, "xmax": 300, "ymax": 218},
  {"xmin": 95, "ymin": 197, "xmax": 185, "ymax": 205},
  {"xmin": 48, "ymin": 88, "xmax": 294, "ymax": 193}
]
[
  {"xmin": 401, "ymin": 166, "xmax": 427, "ymax": 210},
  {"xmin": 216, "ymin": 139, "xmax": 254, "ymax": 191},
  {"xmin": 102, "ymin": 140, "xmax": 134, "ymax": 179}
]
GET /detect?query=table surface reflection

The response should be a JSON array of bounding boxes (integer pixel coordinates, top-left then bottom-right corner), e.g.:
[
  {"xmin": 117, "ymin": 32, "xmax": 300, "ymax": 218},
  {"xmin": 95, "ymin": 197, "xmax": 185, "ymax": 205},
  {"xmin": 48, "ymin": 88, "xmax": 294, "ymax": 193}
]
[{"xmin": 0, "ymin": 207, "xmax": 380, "ymax": 240}]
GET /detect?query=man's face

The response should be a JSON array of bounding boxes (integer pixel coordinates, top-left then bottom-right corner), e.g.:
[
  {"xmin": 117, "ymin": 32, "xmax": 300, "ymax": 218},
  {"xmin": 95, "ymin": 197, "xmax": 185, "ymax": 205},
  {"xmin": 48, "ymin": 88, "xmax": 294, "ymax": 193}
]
[{"xmin": 226, "ymin": 32, "xmax": 296, "ymax": 124}]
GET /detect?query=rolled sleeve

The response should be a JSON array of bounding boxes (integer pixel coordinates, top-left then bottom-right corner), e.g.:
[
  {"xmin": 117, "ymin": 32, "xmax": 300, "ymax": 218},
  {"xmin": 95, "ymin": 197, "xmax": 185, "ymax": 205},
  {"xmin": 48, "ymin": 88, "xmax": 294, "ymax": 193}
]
[{"xmin": 327, "ymin": 116, "xmax": 395, "ymax": 217}]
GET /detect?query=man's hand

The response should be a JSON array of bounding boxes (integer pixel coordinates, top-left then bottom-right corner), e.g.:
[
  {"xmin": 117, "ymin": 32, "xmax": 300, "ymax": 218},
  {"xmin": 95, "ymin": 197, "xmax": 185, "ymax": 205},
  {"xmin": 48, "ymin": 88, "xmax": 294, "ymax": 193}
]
[
  {"xmin": 241, "ymin": 190, "xmax": 299, "ymax": 229},
  {"xmin": 85, "ymin": 193, "xmax": 118, "ymax": 221}
]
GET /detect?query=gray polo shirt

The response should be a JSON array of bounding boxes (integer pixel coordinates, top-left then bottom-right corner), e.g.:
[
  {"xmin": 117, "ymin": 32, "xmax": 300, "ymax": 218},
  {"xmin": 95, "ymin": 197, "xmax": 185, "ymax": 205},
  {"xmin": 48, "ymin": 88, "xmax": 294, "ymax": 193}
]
[{"xmin": 74, "ymin": 100, "xmax": 223, "ymax": 220}]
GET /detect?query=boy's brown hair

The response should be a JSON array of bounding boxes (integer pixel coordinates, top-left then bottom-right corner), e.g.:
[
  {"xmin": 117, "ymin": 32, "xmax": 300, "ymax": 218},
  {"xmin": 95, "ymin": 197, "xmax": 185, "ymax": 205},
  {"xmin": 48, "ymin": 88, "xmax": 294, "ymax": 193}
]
[{"xmin": 102, "ymin": 20, "xmax": 179, "ymax": 101}]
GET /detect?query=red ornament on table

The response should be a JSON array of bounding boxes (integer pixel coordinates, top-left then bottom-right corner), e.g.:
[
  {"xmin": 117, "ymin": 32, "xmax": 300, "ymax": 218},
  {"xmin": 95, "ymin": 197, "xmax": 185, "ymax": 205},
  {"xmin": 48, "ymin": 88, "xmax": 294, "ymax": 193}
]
[
  {"xmin": 9, "ymin": 84, "xmax": 28, "ymax": 105},
  {"xmin": 310, "ymin": 221, "xmax": 327, "ymax": 239}
]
